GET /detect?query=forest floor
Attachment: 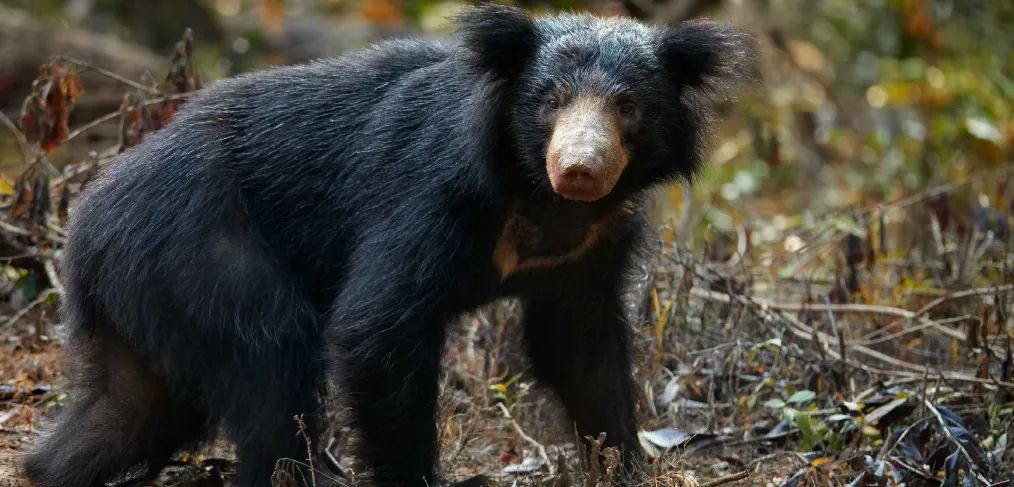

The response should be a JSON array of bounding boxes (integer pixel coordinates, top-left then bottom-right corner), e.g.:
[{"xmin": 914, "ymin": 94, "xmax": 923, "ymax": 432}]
[
  {"xmin": 1, "ymin": 22, "xmax": 1013, "ymax": 487},
  {"xmin": 1, "ymin": 231, "xmax": 1011, "ymax": 487}
]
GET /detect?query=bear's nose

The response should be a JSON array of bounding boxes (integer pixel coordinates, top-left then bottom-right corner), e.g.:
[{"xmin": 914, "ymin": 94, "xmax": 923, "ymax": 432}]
[
  {"xmin": 561, "ymin": 167, "xmax": 594, "ymax": 183},
  {"xmin": 555, "ymin": 151, "xmax": 605, "ymax": 200},
  {"xmin": 560, "ymin": 154, "xmax": 599, "ymax": 181}
]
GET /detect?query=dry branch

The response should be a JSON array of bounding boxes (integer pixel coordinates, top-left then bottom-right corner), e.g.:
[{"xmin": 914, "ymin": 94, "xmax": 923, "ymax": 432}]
[
  {"xmin": 699, "ymin": 471, "xmax": 748, "ymax": 487},
  {"xmin": 688, "ymin": 286, "xmax": 1014, "ymax": 389},
  {"xmin": 922, "ymin": 399, "xmax": 992, "ymax": 485},
  {"xmin": 0, "ymin": 5, "xmax": 163, "ymax": 120},
  {"xmin": 495, "ymin": 402, "xmax": 553, "ymax": 475}
]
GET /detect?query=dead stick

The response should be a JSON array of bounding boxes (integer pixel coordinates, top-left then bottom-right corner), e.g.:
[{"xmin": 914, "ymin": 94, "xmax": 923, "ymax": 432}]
[
  {"xmin": 922, "ymin": 400, "xmax": 991, "ymax": 485},
  {"xmin": 61, "ymin": 92, "xmax": 195, "ymax": 147},
  {"xmin": 825, "ymin": 295, "xmax": 851, "ymax": 397},
  {"xmin": 0, "ymin": 289, "xmax": 58, "ymax": 331},
  {"xmin": 293, "ymin": 415, "xmax": 316, "ymax": 487},
  {"xmin": 688, "ymin": 287, "xmax": 1014, "ymax": 387},
  {"xmin": 0, "ymin": 111, "xmax": 33, "ymax": 165},
  {"xmin": 913, "ymin": 285, "xmax": 1014, "ymax": 318},
  {"xmin": 49, "ymin": 55, "xmax": 157, "ymax": 94},
  {"xmin": 44, "ymin": 259, "xmax": 65, "ymax": 298},
  {"xmin": 700, "ymin": 471, "xmax": 748, "ymax": 487},
  {"xmin": 495, "ymin": 402, "xmax": 553, "ymax": 475},
  {"xmin": 0, "ymin": 109, "xmax": 64, "ymax": 178}
]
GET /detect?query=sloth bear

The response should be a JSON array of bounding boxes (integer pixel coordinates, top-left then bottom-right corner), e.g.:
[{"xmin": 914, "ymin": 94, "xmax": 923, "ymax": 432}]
[{"xmin": 23, "ymin": 4, "xmax": 754, "ymax": 487}]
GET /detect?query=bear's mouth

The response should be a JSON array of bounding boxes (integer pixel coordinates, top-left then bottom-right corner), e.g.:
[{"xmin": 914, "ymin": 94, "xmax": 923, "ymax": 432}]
[{"xmin": 544, "ymin": 95, "xmax": 629, "ymax": 202}]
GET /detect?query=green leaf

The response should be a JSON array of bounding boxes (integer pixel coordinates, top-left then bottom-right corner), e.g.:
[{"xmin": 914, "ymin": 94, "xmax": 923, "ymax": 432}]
[
  {"xmin": 827, "ymin": 430, "xmax": 841, "ymax": 453},
  {"xmin": 782, "ymin": 407, "xmax": 798, "ymax": 424},
  {"xmin": 842, "ymin": 401, "xmax": 862, "ymax": 412},
  {"xmin": 787, "ymin": 390, "xmax": 817, "ymax": 404},
  {"xmin": 813, "ymin": 421, "xmax": 830, "ymax": 435},
  {"xmin": 795, "ymin": 412, "xmax": 815, "ymax": 439},
  {"xmin": 764, "ymin": 398, "xmax": 786, "ymax": 409}
]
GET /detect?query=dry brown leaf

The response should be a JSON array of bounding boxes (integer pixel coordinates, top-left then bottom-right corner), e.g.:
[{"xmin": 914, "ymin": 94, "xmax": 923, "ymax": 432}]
[{"xmin": 18, "ymin": 64, "xmax": 86, "ymax": 154}]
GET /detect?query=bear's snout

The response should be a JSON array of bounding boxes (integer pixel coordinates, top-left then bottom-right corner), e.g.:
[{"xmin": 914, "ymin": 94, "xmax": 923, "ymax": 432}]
[
  {"xmin": 554, "ymin": 149, "xmax": 607, "ymax": 201},
  {"xmin": 545, "ymin": 95, "xmax": 629, "ymax": 202}
]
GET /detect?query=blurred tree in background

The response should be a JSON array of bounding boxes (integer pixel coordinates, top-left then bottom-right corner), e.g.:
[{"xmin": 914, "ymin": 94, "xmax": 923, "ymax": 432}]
[{"xmin": 1, "ymin": 0, "xmax": 1011, "ymax": 264}]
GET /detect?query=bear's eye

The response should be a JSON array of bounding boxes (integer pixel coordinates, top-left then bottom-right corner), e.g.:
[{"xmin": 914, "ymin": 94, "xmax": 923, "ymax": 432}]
[
  {"xmin": 619, "ymin": 102, "xmax": 636, "ymax": 115},
  {"xmin": 546, "ymin": 99, "xmax": 560, "ymax": 110}
]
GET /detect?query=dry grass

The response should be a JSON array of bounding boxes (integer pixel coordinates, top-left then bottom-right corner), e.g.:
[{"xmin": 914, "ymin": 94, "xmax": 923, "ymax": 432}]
[
  {"xmin": 2, "ymin": 212, "xmax": 1010, "ymax": 487},
  {"xmin": 0, "ymin": 19, "xmax": 1013, "ymax": 487}
]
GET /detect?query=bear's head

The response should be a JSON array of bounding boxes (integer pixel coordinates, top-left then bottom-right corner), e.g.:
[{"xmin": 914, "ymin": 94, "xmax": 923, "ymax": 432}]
[{"xmin": 455, "ymin": 4, "xmax": 756, "ymax": 204}]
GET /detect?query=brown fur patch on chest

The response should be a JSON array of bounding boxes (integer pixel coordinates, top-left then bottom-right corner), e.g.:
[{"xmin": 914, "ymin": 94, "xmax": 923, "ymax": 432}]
[{"xmin": 493, "ymin": 201, "xmax": 633, "ymax": 280}]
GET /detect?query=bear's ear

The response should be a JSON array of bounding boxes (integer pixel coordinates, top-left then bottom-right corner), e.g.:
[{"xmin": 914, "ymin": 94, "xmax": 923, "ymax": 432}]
[
  {"xmin": 454, "ymin": 3, "xmax": 539, "ymax": 81},
  {"xmin": 657, "ymin": 19, "xmax": 757, "ymax": 94}
]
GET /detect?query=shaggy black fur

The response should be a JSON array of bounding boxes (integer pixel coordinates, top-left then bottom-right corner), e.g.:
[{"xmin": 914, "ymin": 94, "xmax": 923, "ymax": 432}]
[{"xmin": 22, "ymin": 4, "xmax": 754, "ymax": 487}]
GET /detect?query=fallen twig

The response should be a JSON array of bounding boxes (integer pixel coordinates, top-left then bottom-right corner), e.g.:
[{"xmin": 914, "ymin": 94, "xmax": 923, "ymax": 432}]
[
  {"xmin": 700, "ymin": 471, "xmax": 748, "ymax": 487},
  {"xmin": 49, "ymin": 55, "xmax": 158, "ymax": 94},
  {"xmin": 0, "ymin": 111, "xmax": 61, "ymax": 177},
  {"xmin": 757, "ymin": 301, "xmax": 916, "ymax": 319},
  {"xmin": 495, "ymin": 402, "xmax": 553, "ymax": 475},
  {"xmin": 0, "ymin": 110, "xmax": 33, "ymax": 166},
  {"xmin": 296, "ymin": 415, "xmax": 317, "ymax": 487},
  {"xmin": 0, "ymin": 289, "xmax": 58, "ymax": 332},
  {"xmin": 44, "ymin": 258, "xmax": 65, "ymax": 298},
  {"xmin": 688, "ymin": 286, "xmax": 1014, "ymax": 388},
  {"xmin": 322, "ymin": 437, "xmax": 353, "ymax": 481},
  {"xmin": 61, "ymin": 92, "xmax": 195, "ymax": 148},
  {"xmin": 922, "ymin": 399, "xmax": 992, "ymax": 485},
  {"xmin": 857, "ymin": 315, "xmax": 970, "ymax": 346},
  {"xmin": 913, "ymin": 285, "xmax": 1014, "ymax": 318},
  {"xmin": 0, "ymin": 219, "xmax": 32, "ymax": 237}
]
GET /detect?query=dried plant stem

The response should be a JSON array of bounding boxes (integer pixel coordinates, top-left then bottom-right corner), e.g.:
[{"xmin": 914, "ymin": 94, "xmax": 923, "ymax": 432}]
[
  {"xmin": 922, "ymin": 400, "xmax": 991, "ymax": 485},
  {"xmin": 688, "ymin": 286, "xmax": 1014, "ymax": 388},
  {"xmin": 0, "ymin": 111, "xmax": 61, "ymax": 177},
  {"xmin": 823, "ymin": 296, "xmax": 850, "ymax": 397},
  {"xmin": 44, "ymin": 259, "xmax": 65, "ymax": 298},
  {"xmin": 734, "ymin": 285, "xmax": 1012, "ymax": 321},
  {"xmin": 0, "ymin": 111, "xmax": 33, "ymax": 165},
  {"xmin": 858, "ymin": 315, "xmax": 970, "ymax": 346},
  {"xmin": 49, "ymin": 55, "xmax": 158, "ymax": 94},
  {"xmin": 495, "ymin": 402, "xmax": 553, "ymax": 475},
  {"xmin": 690, "ymin": 258, "xmax": 1010, "ymax": 349},
  {"xmin": 0, "ymin": 289, "xmax": 58, "ymax": 332},
  {"xmin": 61, "ymin": 92, "xmax": 195, "ymax": 147},
  {"xmin": 913, "ymin": 285, "xmax": 1014, "ymax": 318},
  {"xmin": 294, "ymin": 414, "xmax": 317, "ymax": 487},
  {"xmin": 700, "ymin": 471, "xmax": 748, "ymax": 487}
]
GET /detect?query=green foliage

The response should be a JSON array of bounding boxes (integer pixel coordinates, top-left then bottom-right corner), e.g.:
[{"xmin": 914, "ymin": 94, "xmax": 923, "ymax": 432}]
[{"xmin": 666, "ymin": 0, "xmax": 1014, "ymax": 260}]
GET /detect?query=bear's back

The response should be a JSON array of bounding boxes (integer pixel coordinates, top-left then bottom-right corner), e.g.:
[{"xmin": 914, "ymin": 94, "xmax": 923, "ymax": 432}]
[{"xmin": 63, "ymin": 35, "xmax": 494, "ymax": 315}]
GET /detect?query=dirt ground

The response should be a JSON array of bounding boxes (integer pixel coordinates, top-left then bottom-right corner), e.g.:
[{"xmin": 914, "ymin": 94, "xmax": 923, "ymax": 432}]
[{"xmin": 0, "ymin": 292, "xmax": 812, "ymax": 487}]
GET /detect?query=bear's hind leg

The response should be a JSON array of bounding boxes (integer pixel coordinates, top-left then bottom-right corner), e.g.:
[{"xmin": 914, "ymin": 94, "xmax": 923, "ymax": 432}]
[
  {"xmin": 23, "ymin": 328, "xmax": 211, "ymax": 487},
  {"xmin": 195, "ymin": 284, "xmax": 328, "ymax": 487},
  {"xmin": 210, "ymin": 348, "xmax": 327, "ymax": 487}
]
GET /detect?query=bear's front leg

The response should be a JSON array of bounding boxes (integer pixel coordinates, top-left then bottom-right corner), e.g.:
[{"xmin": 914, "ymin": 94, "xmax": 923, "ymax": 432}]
[
  {"xmin": 330, "ymin": 312, "xmax": 447, "ymax": 487},
  {"xmin": 325, "ymin": 213, "xmax": 501, "ymax": 487},
  {"xmin": 520, "ymin": 248, "xmax": 643, "ymax": 475}
]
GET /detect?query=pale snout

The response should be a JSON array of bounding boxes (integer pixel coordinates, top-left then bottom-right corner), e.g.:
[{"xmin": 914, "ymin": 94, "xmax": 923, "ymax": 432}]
[
  {"xmin": 545, "ymin": 105, "xmax": 629, "ymax": 202},
  {"xmin": 551, "ymin": 147, "xmax": 611, "ymax": 202}
]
